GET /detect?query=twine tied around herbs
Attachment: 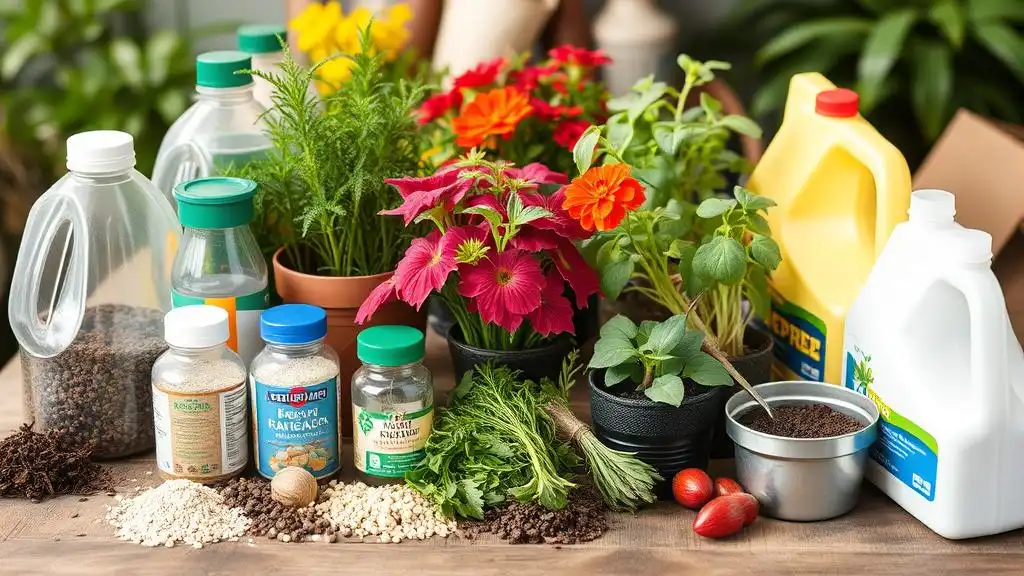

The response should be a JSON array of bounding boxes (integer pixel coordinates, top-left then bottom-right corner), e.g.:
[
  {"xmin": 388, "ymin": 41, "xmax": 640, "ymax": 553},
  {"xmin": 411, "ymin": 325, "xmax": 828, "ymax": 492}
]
[{"xmin": 545, "ymin": 401, "xmax": 590, "ymax": 446}]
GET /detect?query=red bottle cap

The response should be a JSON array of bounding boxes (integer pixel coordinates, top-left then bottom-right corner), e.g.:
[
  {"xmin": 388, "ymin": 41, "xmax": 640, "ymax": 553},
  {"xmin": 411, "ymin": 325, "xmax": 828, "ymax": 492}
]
[{"xmin": 815, "ymin": 89, "xmax": 859, "ymax": 117}]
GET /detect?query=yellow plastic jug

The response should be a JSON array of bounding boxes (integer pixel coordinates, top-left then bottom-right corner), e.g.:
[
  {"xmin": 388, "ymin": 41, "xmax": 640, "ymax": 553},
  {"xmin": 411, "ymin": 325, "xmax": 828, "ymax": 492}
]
[{"xmin": 747, "ymin": 72, "xmax": 912, "ymax": 384}]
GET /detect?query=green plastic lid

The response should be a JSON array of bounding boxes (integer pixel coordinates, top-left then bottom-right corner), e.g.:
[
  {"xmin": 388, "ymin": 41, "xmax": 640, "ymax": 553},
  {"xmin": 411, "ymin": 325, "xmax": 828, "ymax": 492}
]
[
  {"xmin": 238, "ymin": 25, "xmax": 287, "ymax": 54},
  {"xmin": 357, "ymin": 326, "xmax": 425, "ymax": 367},
  {"xmin": 173, "ymin": 177, "xmax": 257, "ymax": 229},
  {"xmin": 196, "ymin": 50, "xmax": 252, "ymax": 88}
]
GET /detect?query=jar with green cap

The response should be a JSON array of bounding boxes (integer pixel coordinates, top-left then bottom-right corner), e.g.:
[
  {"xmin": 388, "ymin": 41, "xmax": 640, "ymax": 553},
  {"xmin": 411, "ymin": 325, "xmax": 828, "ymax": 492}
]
[
  {"xmin": 352, "ymin": 325, "xmax": 434, "ymax": 485},
  {"xmin": 152, "ymin": 50, "xmax": 271, "ymax": 206},
  {"xmin": 171, "ymin": 176, "xmax": 268, "ymax": 367}
]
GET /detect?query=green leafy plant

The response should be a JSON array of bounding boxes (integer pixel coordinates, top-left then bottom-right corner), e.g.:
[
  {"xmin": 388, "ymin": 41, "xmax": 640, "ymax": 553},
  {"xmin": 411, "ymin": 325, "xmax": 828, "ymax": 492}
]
[
  {"xmin": 229, "ymin": 28, "xmax": 427, "ymax": 276},
  {"xmin": 588, "ymin": 314, "xmax": 735, "ymax": 407},
  {"xmin": 0, "ymin": 0, "xmax": 223, "ymax": 179},
  {"xmin": 853, "ymin": 355, "xmax": 874, "ymax": 394},
  {"xmin": 736, "ymin": 0, "xmax": 1024, "ymax": 146},
  {"xmin": 573, "ymin": 55, "xmax": 761, "ymax": 210},
  {"xmin": 582, "ymin": 186, "xmax": 780, "ymax": 358}
]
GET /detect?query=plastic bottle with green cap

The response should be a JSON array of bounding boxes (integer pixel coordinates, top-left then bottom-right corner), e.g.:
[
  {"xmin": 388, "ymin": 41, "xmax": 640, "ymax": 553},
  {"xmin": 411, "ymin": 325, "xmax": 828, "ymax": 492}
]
[
  {"xmin": 352, "ymin": 325, "xmax": 434, "ymax": 485},
  {"xmin": 170, "ymin": 176, "xmax": 269, "ymax": 367},
  {"xmin": 152, "ymin": 50, "xmax": 271, "ymax": 207}
]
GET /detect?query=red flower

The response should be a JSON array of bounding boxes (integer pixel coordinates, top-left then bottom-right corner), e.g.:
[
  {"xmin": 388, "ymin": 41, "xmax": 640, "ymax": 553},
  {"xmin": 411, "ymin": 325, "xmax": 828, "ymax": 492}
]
[
  {"xmin": 453, "ymin": 57, "xmax": 506, "ymax": 91},
  {"xmin": 381, "ymin": 169, "xmax": 472, "ymax": 225},
  {"xmin": 417, "ymin": 90, "xmax": 463, "ymax": 125},
  {"xmin": 506, "ymin": 162, "xmax": 568, "ymax": 186},
  {"xmin": 511, "ymin": 64, "xmax": 559, "ymax": 91},
  {"xmin": 395, "ymin": 231, "xmax": 457, "ymax": 309},
  {"xmin": 355, "ymin": 277, "xmax": 399, "ymax": 325},
  {"xmin": 528, "ymin": 270, "xmax": 576, "ymax": 337},
  {"xmin": 548, "ymin": 45, "xmax": 612, "ymax": 68},
  {"xmin": 553, "ymin": 238, "xmax": 599, "ymax": 307},
  {"xmin": 459, "ymin": 249, "xmax": 544, "ymax": 334},
  {"xmin": 530, "ymin": 99, "xmax": 584, "ymax": 120},
  {"xmin": 510, "ymin": 227, "xmax": 560, "ymax": 252},
  {"xmin": 451, "ymin": 87, "xmax": 533, "ymax": 148},
  {"xmin": 553, "ymin": 120, "xmax": 590, "ymax": 150},
  {"xmin": 522, "ymin": 187, "xmax": 589, "ymax": 240}
]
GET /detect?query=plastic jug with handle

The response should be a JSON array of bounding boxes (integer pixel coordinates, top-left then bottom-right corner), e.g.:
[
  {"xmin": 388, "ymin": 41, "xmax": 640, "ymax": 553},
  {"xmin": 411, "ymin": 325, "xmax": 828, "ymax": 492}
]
[
  {"xmin": 9, "ymin": 131, "xmax": 181, "ymax": 459},
  {"xmin": 842, "ymin": 190, "xmax": 1024, "ymax": 539},
  {"xmin": 747, "ymin": 72, "xmax": 912, "ymax": 385},
  {"xmin": 152, "ymin": 50, "xmax": 270, "ymax": 207}
]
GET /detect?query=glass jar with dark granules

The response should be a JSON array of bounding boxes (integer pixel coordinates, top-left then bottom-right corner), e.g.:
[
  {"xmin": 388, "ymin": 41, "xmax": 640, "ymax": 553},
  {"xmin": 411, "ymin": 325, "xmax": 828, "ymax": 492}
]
[{"xmin": 21, "ymin": 304, "xmax": 167, "ymax": 459}]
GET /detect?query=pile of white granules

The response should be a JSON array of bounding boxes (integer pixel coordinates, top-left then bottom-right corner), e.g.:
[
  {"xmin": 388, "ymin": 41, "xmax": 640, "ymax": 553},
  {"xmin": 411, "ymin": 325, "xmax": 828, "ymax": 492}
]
[
  {"xmin": 106, "ymin": 479, "xmax": 250, "ymax": 548},
  {"xmin": 107, "ymin": 478, "xmax": 456, "ymax": 547},
  {"xmin": 315, "ymin": 481, "xmax": 458, "ymax": 544}
]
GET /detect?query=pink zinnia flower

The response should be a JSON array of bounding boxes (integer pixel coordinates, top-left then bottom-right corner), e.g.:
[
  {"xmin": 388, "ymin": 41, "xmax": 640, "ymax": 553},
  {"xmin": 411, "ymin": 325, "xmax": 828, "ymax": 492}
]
[
  {"xmin": 459, "ymin": 249, "xmax": 544, "ymax": 334},
  {"xmin": 395, "ymin": 231, "xmax": 457, "ymax": 309},
  {"xmin": 510, "ymin": 227, "xmax": 560, "ymax": 252},
  {"xmin": 528, "ymin": 270, "xmax": 575, "ymax": 337},
  {"xmin": 381, "ymin": 169, "xmax": 472, "ymax": 225},
  {"xmin": 506, "ymin": 162, "xmax": 568, "ymax": 186},
  {"xmin": 521, "ymin": 187, "xmax": 590, "ymax": 240},
  {"xmin": 552, "ymin": 238, "xmax": 599, "ymax": 307},
  {"xmin": 355, "ymin": 276, "xmax": 399, "ymax": 325}
]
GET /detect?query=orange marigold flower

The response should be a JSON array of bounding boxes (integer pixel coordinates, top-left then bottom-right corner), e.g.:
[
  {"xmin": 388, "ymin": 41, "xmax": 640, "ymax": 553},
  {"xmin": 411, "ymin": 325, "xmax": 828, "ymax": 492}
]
[
  {"xmin": 452, "ymin": 87, "xmax": 532, "ymax": 148},
  {"xmin": 563, "ymin": 164, "xmax": 646, "ymax": 232}
]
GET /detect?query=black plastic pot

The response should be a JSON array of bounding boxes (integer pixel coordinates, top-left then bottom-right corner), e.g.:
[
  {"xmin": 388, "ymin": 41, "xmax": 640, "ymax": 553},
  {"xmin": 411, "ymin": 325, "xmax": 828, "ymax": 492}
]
[
  {"xmin": 589, "ymin": 370, "xmax": 730, "ymax": 500},
  {"xmin": 709, "ymin": 328, "xmax": 774, "ymax": 459},
  {"xmin": 427, "ymin": 296, "xmax": 455, "ymax": 337},
  {"xmin": 447, "ymin": 325, "xmax": 573, "ymax": 383}
]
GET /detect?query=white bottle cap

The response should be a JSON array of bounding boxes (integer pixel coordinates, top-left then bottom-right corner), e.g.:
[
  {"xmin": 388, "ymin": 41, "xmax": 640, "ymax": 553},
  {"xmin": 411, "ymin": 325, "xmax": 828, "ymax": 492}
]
[
  {"xmin": 943, "ymin": 229, "xmax": 993, "ymax": 264},
  {"xmin": 164, "ymin": 305, "xmax": 230, "ymax": 349},
  {"xmin": 66, "ymin": 130, "xmax": 136, "ymax": 173},
  {"xmin": 908, "ymin": 189, "xmax": 956, "ymax": 223}
]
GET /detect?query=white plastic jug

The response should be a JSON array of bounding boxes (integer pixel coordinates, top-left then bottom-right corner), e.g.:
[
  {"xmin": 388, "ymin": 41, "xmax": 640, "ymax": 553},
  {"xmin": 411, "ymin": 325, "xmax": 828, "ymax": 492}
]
[
  {"xmin": 843, "ymin": 189, "xmax": 1024, "ymax": 539},
  {"xmin": 152, "ymin": 51, "xmax": 270, "ymax": 207},
  {"xmin": 9, "ymin": 130, "xmax": 180, "ymax": 458}
]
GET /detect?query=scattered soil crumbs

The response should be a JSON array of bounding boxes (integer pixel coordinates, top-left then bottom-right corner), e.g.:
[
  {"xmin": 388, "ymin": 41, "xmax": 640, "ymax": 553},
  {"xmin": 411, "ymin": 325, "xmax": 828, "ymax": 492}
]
[
  {"xmin": 0, "ymin": 423, "xmax": 110, "ymax": 501},
  {"xmin": 219, "ymin": 477, "xmax": 332, "ymax": 543},
  {"xmin": 741, "ymin": 404, "xmax": 864, "ymax": 438},
  {"xmin": 468, "ymin": 490, "xmax": 608, "ymax": 545}
]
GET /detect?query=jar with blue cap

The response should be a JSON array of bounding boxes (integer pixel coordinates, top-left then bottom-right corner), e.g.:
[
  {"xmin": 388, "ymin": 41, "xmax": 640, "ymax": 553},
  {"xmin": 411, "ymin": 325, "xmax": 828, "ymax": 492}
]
[
  {"xmin": 251, "ymin": 304, "xmax": 341, "ymax": 480},
  {"xmin": 171, "ymin": 176, "xmax": 268, "ymax": 367},
  {"xmin": 352, "ymin": 325, "xmax": 433, "ymax": 485}
]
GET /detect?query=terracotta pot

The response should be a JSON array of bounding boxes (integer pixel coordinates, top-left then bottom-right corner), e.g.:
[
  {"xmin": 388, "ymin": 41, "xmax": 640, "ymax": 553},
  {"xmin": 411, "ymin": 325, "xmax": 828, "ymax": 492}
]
[{"xmin": 272, "ymin": 249, "xmax": 427, "ymax": 436}]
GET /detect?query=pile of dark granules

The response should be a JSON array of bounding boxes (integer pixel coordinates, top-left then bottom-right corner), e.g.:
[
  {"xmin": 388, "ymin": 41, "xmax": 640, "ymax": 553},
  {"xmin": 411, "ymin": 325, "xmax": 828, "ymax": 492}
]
[
  {"xmin": 21, "ymin": 304, "xmax": 166, "ymax": 459},
  {"xmin": 468, "ymin": 489, "xmax": 608, "ymax": 545},
  {"xmin": 0, "ymin": 423, "xmax": 111, "ymax": 501},
  {"xmin": 741, "ymin": 404, "xmax": 864, "ymax": 438},
  {"xmin": 219, "ymin": 476, "xmax": 334, "ymax": 543}
]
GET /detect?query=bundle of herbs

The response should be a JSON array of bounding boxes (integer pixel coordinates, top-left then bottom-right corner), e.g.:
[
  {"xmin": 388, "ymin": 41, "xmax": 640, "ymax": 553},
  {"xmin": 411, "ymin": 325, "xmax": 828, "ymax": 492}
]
[{"xmin": 406, "ymin": 354, "xmax": 658, "ymax": 519}]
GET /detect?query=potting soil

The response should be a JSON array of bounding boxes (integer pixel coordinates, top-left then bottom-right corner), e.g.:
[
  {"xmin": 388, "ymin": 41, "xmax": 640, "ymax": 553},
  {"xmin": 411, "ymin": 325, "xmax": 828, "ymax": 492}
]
[{"xmin": 740, "ymin": 404, "xmax": 863, "ymax": 438}]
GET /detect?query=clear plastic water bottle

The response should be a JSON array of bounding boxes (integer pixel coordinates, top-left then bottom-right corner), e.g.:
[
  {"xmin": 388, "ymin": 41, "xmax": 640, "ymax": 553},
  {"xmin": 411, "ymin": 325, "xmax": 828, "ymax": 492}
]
[
  {"xmin": 238, "ymin": 24, "xmax": 287, "ymax": 110},
  {"xmin": 9, "ymin": 130, "xmax": 180, "ymax": 458},
  {"xmin": 152, "ymin": 50, "xmax": 271, "ymax": 207}
]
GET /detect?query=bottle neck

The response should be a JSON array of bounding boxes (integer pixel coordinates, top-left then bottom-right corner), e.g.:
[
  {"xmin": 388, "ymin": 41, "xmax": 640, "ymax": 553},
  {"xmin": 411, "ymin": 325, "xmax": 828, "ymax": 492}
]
[
  {"xmin": 70, "ymin": 168, "xmax": 134, "ymax": 185},
  {"xmin": 168, "ymin": 343, "xmax": 228, "ymax": 360},
  {"xmin": 362, "ymin": 361, "xmax": 422, "ymax": 375},
  {"xmin": 266, "ymin": 339, "xmax": 325, "ymax": 357},
  {"xmin": 196, "ymin": 84, "xmax": 256, "ymax": 105}
]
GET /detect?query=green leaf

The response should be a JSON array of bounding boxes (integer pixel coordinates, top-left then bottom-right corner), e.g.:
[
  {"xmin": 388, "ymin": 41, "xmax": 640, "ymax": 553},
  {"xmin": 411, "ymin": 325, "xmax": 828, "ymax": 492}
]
[
  {"xmin": 677, "ymin": 242, "xmax": 709, "ymax": 298},
  {"xmin": 971, "ymin": 21, "xmax": 1024, "ymax": 85},
  {"xmin": 645, "ymin": 374, "xmax": 685, "ymax": 406},
  {"xmin": 454, "ymin": 371, "xmax": 475, "ymax": 399},
  {"xmin": 749, "ymin": 234, "xmax": 782, "ymax": 270},
  {"xmin": 672, "ymin": 330, "xmax": 704, "ymax": 361},
  {"xmin": 696, "ymin": 198, "xmax": 737, "ymax": 219},
  {"xmin": 589, "ymin": 337, "xmax": 638, "ymax": 369},
  {"xmin": 911, "ymin": 40, "xmax": 953, "ymax": 141},
  {"xmin": 747, "ymin": 212, "xmax": 771, "ymax": 236},
  {"xmin": 684, "ymin": 353, "xmax": 734, "ymax": 387},
  {"xmin": 636, "ymin": 321, "xmax": 658, "ymax": 347},
  {"xmin": 693, "ymin": 236, "xmax": 746, "ymax": 284},
  {"xmin": 742, "ymin": 191, "xmax": 777, "ymax": 211},
  {"xmin": 600, "ymin": 256, "xmax": 634, "ymax": 301},
  {"xmin": 857, "ymin": 8, "xmax": 918, "ymax": 110},
  {"xmin": 458, "ymin": 479, "xmax": 486, "ymax": 520},
  {"xmin": 756, "ymin": 18, "xmax": 873, "ymax": 64},
  {"xmin": 462, "ymin": 205, "xmax": 504, "ymax": 232},
  {"xmin": 573, "ymin": 125, "xmax": 601, "ymax": 174},
  {"xmin": 745, "ymin": 264, "xmax": 771, "ymax": 321},
  {"xmin": 645, "ymin": 315, "xmax": 689, "ymax": 355},
  {"xmin": 146, "ymin": 30, "xmax": 182, "ymax": 86},
  {"xmin": 110, "ymin": 37, "xmax": 145, "ymax": 88},
  {"xmin": 627, "ymin": 81, "xmax": 669, "ymax": 122},
  {"xmin": 966, "ymin": 0, "xmax": 1024, "ymax": 23},
  {"xmin": 606, "ymin": 113, "xmax": 634, "ymax": 152},
  {"xmin": 1, "ymin": 34, "xmax": 43, "ymax": 80},
  {"xmin": 600, "ymin": 315, "xmax": 638, "ymax": 341},
  {"xmin": 929, "ymin": 0, "xmax": 965, "ymax": 48},
  {"xmin": 700, "ymin": 92, "xmax": 723, "ymax": 117},
  {"xmin": 605, "ymin": 360, "xmax": 643, "ymax": 387},
  {"xmin": 664, "ymin": 239, "xmax": 692, "ymax": 259},
  {"xmin": 720, "ymin": 115, "xmax": 763, "ymax": 138}
]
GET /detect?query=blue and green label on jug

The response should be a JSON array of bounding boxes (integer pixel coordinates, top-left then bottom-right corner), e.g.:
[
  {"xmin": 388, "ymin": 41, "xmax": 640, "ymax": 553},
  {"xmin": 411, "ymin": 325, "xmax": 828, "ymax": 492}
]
[
  {"xmin": 761, "ymin": 290, "xmax": 827, "ymax": 382},
  {"xmin": 171, "ymin": 288, "xmax": 268, "ymax": 366},
  {"xmin": 252, "ymin": 376, "xmax": 340, "ymax": 480},
  {"xmin": 844, "ymin": 341, "xmax": 939, "ymax": 502}
]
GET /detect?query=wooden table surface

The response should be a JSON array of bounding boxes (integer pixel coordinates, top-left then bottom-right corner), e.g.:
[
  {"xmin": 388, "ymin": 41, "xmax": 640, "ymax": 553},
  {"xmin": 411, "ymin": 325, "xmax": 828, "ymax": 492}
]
[{"xmin": 5, "ymin": 236, "xmax": 1024, "ymax": 575}]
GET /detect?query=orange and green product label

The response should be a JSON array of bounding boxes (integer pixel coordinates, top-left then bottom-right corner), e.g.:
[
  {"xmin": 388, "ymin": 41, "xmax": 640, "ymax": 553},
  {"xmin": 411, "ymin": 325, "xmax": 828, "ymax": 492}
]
[
  {"xmin": 760, "ymin": 292, "xmax": 827, "ymax": 382},
  {"xmin": 171, "ymin": 288, "xmax": 268, "ymax": 366}
]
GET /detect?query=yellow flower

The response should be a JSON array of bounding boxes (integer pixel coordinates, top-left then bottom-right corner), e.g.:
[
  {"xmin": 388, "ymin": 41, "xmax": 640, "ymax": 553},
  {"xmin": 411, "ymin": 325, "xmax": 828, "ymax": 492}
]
[
  {"xmin": 310, "ymin": 48, "xmax": 354, "ymax": 94},
  {"xmin": 372, "ymin": 4, "xmax": 412, "ymax": 59},
  {"xmin": 334, "ymin": 7, "xmax": 371, "ymax": 55},
  {"xmin": 289, "ymin": 1, "xmax": 344, "ymax": 54}
]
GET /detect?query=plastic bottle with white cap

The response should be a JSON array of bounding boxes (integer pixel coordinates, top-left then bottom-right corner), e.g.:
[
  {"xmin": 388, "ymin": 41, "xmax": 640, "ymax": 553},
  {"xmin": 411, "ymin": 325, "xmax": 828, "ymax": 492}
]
[
  {"xmin": 152, "ymin": 304, "xmax": 249, "ymax": 483},
  {"xmin": 8, "ymin": 130, "xmax": 180, "ymax": 457},
  {"xmin": 843, "ymin": 189, "xmax": 1024, "ymax": 539}
]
